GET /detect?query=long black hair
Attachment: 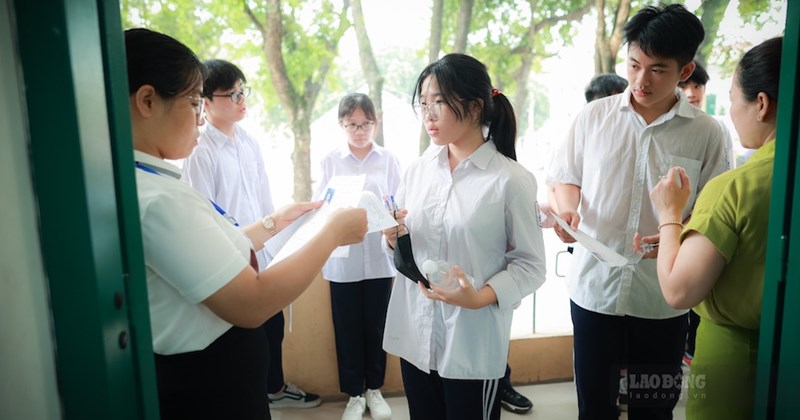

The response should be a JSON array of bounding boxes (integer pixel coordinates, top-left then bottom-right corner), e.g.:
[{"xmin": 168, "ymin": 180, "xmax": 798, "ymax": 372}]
[
  {"xmin": 412, "ymin": 53, "xmax": 517, "ymax": 161},
  {"xmin": 124, "ymin": 28, "xmax": 205, "ymax": 98}
]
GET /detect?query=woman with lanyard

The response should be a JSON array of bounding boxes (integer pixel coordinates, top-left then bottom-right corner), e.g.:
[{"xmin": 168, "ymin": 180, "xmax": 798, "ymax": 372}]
[
  {"xmin": 125, "ymin": 28, "xmax": 367, "ymax": 419},
  {"xmin": 382, "ymin": 53, "xmax": 546, "ymax": 420}
]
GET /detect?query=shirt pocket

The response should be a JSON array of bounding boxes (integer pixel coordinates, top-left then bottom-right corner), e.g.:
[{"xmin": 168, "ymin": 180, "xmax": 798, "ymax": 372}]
[{"xmin": 662, "ymin": 154, "xmax": 702, "ymax": 218}]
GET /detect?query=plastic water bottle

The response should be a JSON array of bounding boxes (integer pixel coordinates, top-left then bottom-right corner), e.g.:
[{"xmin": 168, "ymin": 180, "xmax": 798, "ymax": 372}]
[{"xmin": 422, "ymin": 259, "xmax": 459, "ymax": 290}]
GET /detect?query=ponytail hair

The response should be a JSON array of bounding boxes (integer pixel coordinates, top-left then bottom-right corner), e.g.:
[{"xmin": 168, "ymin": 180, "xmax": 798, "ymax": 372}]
[
  {"xmin": 487, "ymin": 89, "xmax": 517, "ymax": 161},
  {"xmin": 413, "ymin": 53, "xmax": 517, "ymax": 161}
]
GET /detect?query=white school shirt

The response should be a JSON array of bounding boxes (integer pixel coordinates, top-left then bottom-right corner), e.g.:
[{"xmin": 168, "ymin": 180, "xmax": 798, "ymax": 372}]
[
  {"xmin": 135, "ymin": 151, "xmax": 251, "ymax": 355},
  {"xmin": 716, "ymin": 117, "xmax": 736, "ymax": 170},
  {"xmin": 546, "ymin": 88, "xmax": 728, "ymax": 319},
  {"xmin": 182, "ymin": 122, "xmax": 275, "ymax": 269},
  {"xmin": 313, "ymin": 144, "xmax": 401, "ymax": 282},
  {"xmin": 382, "ymin": 141, "xmax": 547, "ymax": 380}
]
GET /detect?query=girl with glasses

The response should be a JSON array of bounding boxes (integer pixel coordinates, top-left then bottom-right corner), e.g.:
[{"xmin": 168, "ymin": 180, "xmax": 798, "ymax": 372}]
[
  {"xmin": 182, "ymin": 58, "xmax": 323, "ymax": 411},
  {"xmin": 314, "ymin": 92, "xmax": 401, "ymax": 420},
  {"xmin": 125, "ymin": 28, "xmax": 367, "ymax": 420},
  {"xmin": 382, "ymin": 53, "xmax": 547, "ymax": 420}
]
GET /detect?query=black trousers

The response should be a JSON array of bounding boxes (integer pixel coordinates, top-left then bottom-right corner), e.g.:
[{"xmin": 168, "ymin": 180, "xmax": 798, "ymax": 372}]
[
  {"xmin": 330, "ymin": 277, "xmax": 392, "ymax": 396},
  {"xmin": 571, "ymin": 300, "xmax": 687, "ymax": 420},
  {"xmin": 263, "ymin": 310, "xmax": 285, "ymax": 393},
  {"xmin": 155, "ymin": 325, "xmax": 270, "ymax": 420},
  {"xmin": 499, "ymin": 364, "xmax": 512, "ymax": 390},
  {"xmin": 685, "ymin": 309, "xmax": 701, "ymax": 356},
  {"xmin": 400, "ymin": 358, "xmax": 501, "ymax": 420}
]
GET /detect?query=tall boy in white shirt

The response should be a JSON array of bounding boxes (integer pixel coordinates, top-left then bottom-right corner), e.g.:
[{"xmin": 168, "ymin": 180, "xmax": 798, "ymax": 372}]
[
  {"xmin": 182, "ymin": 59, "xmax": 321, "ymax": 410},
  {"xmin": 547, "ymin": 4, "xmax": 728, "ymax": 419}
]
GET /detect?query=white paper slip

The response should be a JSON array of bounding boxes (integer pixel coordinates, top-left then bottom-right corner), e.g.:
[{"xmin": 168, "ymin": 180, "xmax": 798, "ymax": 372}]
[
  {"xmin": 552, "ymin": 214, "xmax": 629, "ymax": 267},
  {"xmin": 359, "ymin": 191, "xmax": 399, "ymax": 233},
  {"xmin": 268, "ymin": 205, "xmax": 336, "ymax": 267}
]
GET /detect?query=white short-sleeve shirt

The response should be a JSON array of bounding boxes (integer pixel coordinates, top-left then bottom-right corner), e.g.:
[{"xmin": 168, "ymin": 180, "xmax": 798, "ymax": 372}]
[
  {"xmin": 181, "ymin": 123, "xmax": 275, "ymax": 269},
  {"xmin": 135, "ymin": 151, "xmax": 251, "ymax": 355},
  {"xmin": 546, "ymin": 89, "xmax": 728, "ymax": 319}
]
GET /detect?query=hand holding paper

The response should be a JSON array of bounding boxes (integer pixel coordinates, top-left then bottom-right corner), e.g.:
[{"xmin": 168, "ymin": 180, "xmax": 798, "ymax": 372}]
[
  {"xmin": 552, "ymin": 214, "xmax": 629, "ymax": 267},
  {"xmin": 267, "ymin": 175, "xmax": 398, "ymax": 267},
  {"xmin": 553, "ymin": 210, "xmax": 580, "ymax": 244},
  {"xmin": 358, "ymin": 191, "xmax": 399, "ymax": 233}
]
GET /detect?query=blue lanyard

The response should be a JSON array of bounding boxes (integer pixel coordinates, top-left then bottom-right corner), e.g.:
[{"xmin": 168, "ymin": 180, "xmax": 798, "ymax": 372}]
[{"xmin": 135, "ymin": 162, "xmax": 240, "ymax": 227}]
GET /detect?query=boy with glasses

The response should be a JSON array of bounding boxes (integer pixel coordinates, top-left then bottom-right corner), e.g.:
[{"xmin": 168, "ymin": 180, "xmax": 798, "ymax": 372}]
[{"xmin": 182, "ymin": 59, "xmax": 321, "ymax": 412}]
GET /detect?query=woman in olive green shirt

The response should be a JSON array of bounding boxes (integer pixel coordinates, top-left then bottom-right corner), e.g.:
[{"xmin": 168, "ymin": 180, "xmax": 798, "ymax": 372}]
[{"xmin": 647, "ymin": 36, "xmax": 782, "ymax": 420}]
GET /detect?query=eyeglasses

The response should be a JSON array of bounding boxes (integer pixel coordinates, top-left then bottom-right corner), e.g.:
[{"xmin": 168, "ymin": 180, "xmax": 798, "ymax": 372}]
[
  {"xmin": 342, "ymin": 121, "xmax": 376, "ymax": 133},
  {"xmin": 413, "ymin": 101, "xmax": 445, "ymax": 119},
  {"xmin": 184, "ymin": 95, "xmax": 205, "ymax": 125},
  {"xmin": 208, "ymin": 86, "xmax": 251, "ymax": 104}
]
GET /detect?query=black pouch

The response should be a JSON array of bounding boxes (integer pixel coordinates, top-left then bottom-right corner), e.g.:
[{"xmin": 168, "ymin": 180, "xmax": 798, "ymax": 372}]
[{"xmin": 393, "ymin": 233, "xmax": 430, "ymax": 289}]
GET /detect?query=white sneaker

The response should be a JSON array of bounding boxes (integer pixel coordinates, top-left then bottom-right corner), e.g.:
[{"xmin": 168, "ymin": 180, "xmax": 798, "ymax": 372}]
[
  {"xmin": 342, "ymin": 395, "xmax": 366, "ymax": 420},
  {"xmin": 365, "ymin": 389, "xmax": 392, "ymax": 420}
]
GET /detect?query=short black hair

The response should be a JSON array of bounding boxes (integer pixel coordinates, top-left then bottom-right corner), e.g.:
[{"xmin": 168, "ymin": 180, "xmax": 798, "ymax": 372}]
[
  {"xmin": 585, "ymin": 73, "xmax": 628, "ymax": 102},
  {"xmin": 202, "ymin": 59, "xmax": 246, "ymax": 99},
  {"xmin": 623, "ymin": 3, "xmax": 704, "ymax": 67},
  {"xmin": 125, "ymin": 28, "xmax": 205, "ymax": 98},
  {"xmin": 678, "ymin": 61, "xmax": 709, "ymax": 88}
]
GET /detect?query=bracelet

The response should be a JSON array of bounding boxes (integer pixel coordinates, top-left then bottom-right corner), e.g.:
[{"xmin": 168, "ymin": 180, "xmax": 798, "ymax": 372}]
[{"xmin": 658, "ymin": 221, "xmax": 683, "ymax": 231}]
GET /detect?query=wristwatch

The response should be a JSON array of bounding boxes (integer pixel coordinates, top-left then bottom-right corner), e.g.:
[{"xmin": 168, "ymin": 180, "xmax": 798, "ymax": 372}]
[{"xmin": 262, "ymin": 214, "xmax": 277, "ymax": 236}]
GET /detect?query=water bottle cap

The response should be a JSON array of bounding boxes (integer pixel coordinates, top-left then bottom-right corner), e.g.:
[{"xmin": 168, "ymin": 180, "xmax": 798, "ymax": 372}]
[{"xmin": 422, "ymin": 259, "xmax": 438, "ymax": 275}]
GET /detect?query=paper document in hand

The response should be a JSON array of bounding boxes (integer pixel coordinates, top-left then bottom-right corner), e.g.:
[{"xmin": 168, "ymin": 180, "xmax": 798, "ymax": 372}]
[
  {"xmin": 552, "ymin": 214, "xmax": 629, "ymax": 267},
  {"xmin": 267, "ymin": 176, "xmax": 398, "ymax": 267},
  {"xmin": 359, "ymin": 191, "xmax": 399, "ymax": 233}
]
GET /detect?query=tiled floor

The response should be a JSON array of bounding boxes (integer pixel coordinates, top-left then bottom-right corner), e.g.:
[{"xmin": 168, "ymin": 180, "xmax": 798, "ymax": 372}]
[{"xmin": 271, "ymin": 380, "xmax": 688, "ymax": 419}]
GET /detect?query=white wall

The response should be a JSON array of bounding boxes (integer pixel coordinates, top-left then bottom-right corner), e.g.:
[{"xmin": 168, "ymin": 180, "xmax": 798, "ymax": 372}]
[{"xmin": 0, "ymin": 1, "xmax": 62, "ymax": 418}]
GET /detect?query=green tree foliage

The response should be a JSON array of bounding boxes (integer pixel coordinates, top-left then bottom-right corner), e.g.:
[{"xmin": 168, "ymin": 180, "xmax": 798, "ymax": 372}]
[
  {"xmin": 121, "ymin": 0, "xmax": 352, "ymax": 201},
  {"xmin": 707, "ymin": 0, "xmax": 784, "ymax": 76},
  {"xmin": 120, "ymin": 0, "xmax": 283, "ymax": 123},
  {"xmin": 441, "ymin": 0, "xmax": 591, "ymax": 134},
  {"xmin": 120, "ymin": 0, "xmax": 784, "ymax": 192},
  {"xmin": 244, "ymin": 0, "xmax": 351, "ymax": 201}
]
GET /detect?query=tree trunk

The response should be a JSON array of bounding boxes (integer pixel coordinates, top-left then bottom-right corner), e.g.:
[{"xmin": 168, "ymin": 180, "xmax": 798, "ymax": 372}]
[
  {"xmin": 594, "ymin": 0, "xmax": 631, "ymax": 75},
  {"xmin": 512, "ymin": 56, "xmax": 533, "ymax": 136},
  {"xmin": 419, "ymin": 0, "xmax": 445, "ymax": 155},
  {"xmin": 695, "ymin": 0, "xmax": 730, "ymax": 66},
  {"xmin": 351, "ymin": 0, "xmax": 385, "ymax": 146},
  {"xmin": 291, "ymin": 116, "xmax": 313, "ymax": 203},
  {"xmin": 510, "ymin": 1, "xmax": 591, "ymax": 135},
  {"xmin": 454, "ymin": 0, "xmax": 474, "ymax": 53},
  {"xmin": 245, "ymin": 0, "xmax": 350, "ymax": 201},
  {"xmin": 594, "ymin": 0, "xmax": 609, "ymax": 73}
]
